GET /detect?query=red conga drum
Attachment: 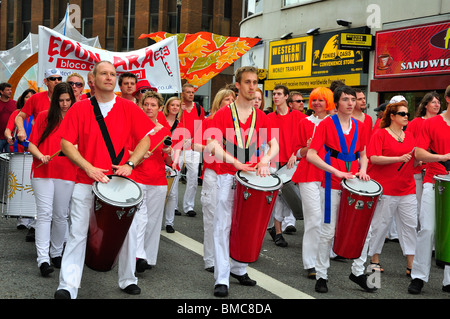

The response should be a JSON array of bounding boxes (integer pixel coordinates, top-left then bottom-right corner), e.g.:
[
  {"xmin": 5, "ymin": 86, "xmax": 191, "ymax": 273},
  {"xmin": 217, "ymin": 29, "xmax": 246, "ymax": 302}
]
[
  {"xmin": 85, "ymin": 175, "xmax": 143, "ymax": 271},
  {"xmin": 230, "ymin": 170, "xmax": 282, "ymax": 263},
  {"xmin": 333, "ymin": 178, "xmax": 382, "ymax": 259}
]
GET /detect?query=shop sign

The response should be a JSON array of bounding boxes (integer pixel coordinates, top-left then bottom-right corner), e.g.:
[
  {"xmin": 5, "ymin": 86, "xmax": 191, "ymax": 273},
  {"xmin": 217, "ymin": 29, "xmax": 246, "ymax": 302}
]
[
  {"xmin": 264, "ymin": 74, "xmax": 363, "ymax": 91},
  {"xmin": 374, "ymin": 21, "xmax": 450, "ymax": 78},
  {"xmin": 339, "ymin": 33, "xmax": 374, "ymax": 50}
]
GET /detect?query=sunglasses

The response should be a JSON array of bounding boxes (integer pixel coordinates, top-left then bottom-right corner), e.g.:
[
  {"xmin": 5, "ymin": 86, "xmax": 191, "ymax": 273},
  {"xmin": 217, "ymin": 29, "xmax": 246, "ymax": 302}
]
[
  {"xmin": 294, "ymin": 99, "xmax": 305, "ymax": 103},
  {"xmin": 394, "ymin": 111, "xmax": 410, "ymax": 117},
  {"xmin": 140, "ymin": 89, "xmax": 151, "ymax": 94},
  {"xmin": 68, "ymin": 81, "xmax": 84, "ymax": 88},
  {"xmin": 48, "ymin": 76, "xmax": 62, "ymax": 82}
]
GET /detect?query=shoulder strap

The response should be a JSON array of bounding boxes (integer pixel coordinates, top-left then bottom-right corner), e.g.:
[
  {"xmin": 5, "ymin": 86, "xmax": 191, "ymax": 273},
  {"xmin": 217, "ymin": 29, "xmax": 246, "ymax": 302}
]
[
  {"xmin": 195, "ymin": 102, "xmax": 201, "ymax": 117},
  {"xmin": 90, "ymin": 96, "xmax": 124, "ymax": 165}
]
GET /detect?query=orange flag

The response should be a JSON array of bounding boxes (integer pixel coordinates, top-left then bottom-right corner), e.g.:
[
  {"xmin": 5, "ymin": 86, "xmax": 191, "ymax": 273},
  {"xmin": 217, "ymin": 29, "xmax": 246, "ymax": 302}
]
[{"xmin": 139, "ymin": 32, "xmax": 260, "ymax": 88}]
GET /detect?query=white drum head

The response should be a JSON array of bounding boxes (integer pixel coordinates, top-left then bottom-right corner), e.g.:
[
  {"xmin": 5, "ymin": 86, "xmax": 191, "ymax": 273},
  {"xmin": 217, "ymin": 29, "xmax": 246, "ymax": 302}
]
[
  {"xmin": 236, "ymin": 170, "xmax": 282, "ymax": 191},
  {"xmin": 342, "ymin": 178, "xmax": 382, "ymax": 196},
  {"xmin": 276, "ymin": 161, "xmax": 299, "ymax": 184},
  {"xmin": 93, "ymin": 175, "xmax": 143, "ymax": 207},
  {"xmin": 434, "ymin": 174, "xmax": 450, "ymax": 182}
]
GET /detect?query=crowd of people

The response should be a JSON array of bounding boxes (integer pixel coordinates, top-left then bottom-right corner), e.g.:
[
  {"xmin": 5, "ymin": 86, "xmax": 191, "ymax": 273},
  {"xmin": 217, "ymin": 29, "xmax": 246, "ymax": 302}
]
[{"xmin": 0, "ymin": 62, "xmax": 448, "ymax": 299}]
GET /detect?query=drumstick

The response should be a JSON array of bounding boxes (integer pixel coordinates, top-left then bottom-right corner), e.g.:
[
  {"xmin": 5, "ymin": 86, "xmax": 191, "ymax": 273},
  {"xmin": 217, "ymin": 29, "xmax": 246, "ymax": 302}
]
[
  {"xmin": 397, "ymin": 147, "xmax": 415, "ymax": 171},
  {"xmin": 36, "ymin": 149, "xmax": 61, "ymax": 168},
  {"xmin": 137, "ymin": 135, "xmax": 170, "ymax": 165}
]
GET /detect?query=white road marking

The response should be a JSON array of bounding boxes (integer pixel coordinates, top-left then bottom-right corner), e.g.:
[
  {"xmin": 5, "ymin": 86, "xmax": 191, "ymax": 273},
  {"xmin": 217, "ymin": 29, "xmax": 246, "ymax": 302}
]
[{"xmin": 161, "ymin": 230, "xmax": 315, "ymax": 299}]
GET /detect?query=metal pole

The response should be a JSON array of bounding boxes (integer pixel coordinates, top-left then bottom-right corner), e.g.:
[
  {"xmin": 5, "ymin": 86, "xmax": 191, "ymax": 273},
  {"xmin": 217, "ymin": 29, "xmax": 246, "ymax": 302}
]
[
  {"xmin": 176, "ymin": 0, "xmax": 182, "ymax": 33},
  {"xmin": 127, "ymin": 0, "xmax": 131, "ymax": 51}
]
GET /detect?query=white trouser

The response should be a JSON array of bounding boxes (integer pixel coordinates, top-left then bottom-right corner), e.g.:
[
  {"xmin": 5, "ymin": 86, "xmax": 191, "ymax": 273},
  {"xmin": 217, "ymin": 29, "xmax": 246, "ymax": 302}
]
[
  {"xmin": 214, "ymin": 174, "xmax": 248, "ymax": 287},
  {"xmin": 201, "ymin": 168, "xmax": 218, "ymax": 269},
  {"xmin": 411, "ymin": 183, "xmax": 450, "ymax": 285},
  {"xmin": 164, "ymin": 173, "xmax": 180, "ymax": 227},
  {"xmin": 135, "ymin": 184, "xmax": 167, "ymax": 266},
  {"xmin": 32, "ymin": 178, "xmax": 74, "ymax": 267},
  {"xmin": 316, "ymin": 188, "xmax": 369, "ymax": 280},
  {"xmin": 178, "ymin": 150, "xmax": 200, "ymax": 212},
  {"xmin": 368, "ymin": 194, "xmax": 417, "ymax": 257},
  {"xmin": 299, "ymin": 182, "xmax": 323, "ymax": 270},
  {"xmin": 414, "ymin": 173, "xmax": 424, "ymax": 216},
  {"xmin": 57, "ymin": 183, "xmax": 138, "ymax": 298}
]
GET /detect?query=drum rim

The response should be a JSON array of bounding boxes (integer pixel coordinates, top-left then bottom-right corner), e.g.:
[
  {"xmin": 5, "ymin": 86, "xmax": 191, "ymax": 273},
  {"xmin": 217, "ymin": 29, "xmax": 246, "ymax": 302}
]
[
  {"xmin": 93, "ymin": 175, "xmax": 143, "ymax": 207},
  {"xmin": 434, "ymin": 174, "xmax": 450, "ymax": 182},
  {"xmin": 341, "ymin": 178, "xmax": 383, "ymax": 196},
  {"xmin": 235, "ymin": 170, "xmax": 282, "ymax": 191},
  {"xmin": 275, "ymin": 161, "xmax": 299, "ymax": 184},
  {"xmin": 165, "ymin": 164, "xmax": 177, "ymax": 177}
]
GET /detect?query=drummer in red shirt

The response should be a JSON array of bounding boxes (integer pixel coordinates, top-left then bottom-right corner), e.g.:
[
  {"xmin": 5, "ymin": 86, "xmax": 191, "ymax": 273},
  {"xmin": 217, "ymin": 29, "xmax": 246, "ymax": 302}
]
[
  {"xmin": 15, "ymin": 69, "xmax": 62, "ymax": 142},
  {"xmin": 366, "ymin": 101, "xmax": 417, "ymax": 276},
  {"xmin": 307, "ymin": 85, "xmax": 375, "ymax": 294},
  {"xmin": 266, "ymin": 85, "xmax": 306, "ymax": 247},
  {"xmin": 27, "ymin": 82, "xmax": 77, "ymax": 277},
  {"xmin": 54, "ymin": 61, "xmax": 154, "ymax": 299},
  {"xmin": 206, "ymin": 66, "xmax": 279, "ymax": 298},
  {"xmin": 292, "ymin": 86, "xmax": 334, "ymax": 279},
  {"xmin": 130, "ymin": 90, "xmax": 173, "ymax": 273},
  {"xmin": 408, "ymin": 86, "xmax": 450, "ymax": 295}
]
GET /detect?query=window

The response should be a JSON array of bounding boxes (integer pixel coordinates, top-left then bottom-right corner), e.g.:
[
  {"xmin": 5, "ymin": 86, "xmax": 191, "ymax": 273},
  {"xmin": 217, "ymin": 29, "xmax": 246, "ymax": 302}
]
[
  {"xmin": 122, "ymin": 0, "xmax": 135, "ymax": 51},
  {"xmin": 283, "ymin": 0, "xmax": 322, "ymax": 7},
  {"xmin": 105, "ymin": 0, "xmax": 115, "ymax": 50},
  {"xmin": 243, "ymin": 0, "xmax": 263, "ymax": 19},
  {"xmin": 43, "ymin": 0, "xmax": 51, "ymax": 27},
  {"xmin": 149, "ymin": 0, "xmax": 159, "ymax": 33},
  {"xmin": 22, "ymin": 0, "xmax": 32, "ymax": 41},
  {"xmin": 6, "ymin": 0, "xmax": 14, "ymax": 49},
  {"xmin": 81, "ymin": 0, "xmax": 93, "ymax": 38},
  {"xmin": 167, "ymin": 0, "xmax": 177, "ymax": 33},
  {"xmin": 201, "ymin": 0, "xmax": 213, "ymax": 32}
]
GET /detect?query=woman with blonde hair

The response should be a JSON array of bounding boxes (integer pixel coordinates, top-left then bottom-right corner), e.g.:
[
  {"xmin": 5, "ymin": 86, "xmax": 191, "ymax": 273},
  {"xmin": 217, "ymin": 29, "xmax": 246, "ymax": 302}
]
[
  {"xmin": 201, "ymin": 88, "xmax": 235, "ymax": 272},
  {"xmin": 291, "ymin": 86, "xmax": 335, "ymax": 279},
  {"xmin": 366, "ymin": 101, "xmax": 417, "ymax": 275}
]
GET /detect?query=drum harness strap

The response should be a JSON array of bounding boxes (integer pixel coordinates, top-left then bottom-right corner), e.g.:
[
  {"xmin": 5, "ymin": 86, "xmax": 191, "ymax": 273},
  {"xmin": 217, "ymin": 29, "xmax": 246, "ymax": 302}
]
[
  {"xmin": 91, "ymin": 97, "xmax": 125, "ymax": 166},
  {"xmin": 224, "ymin": 102, "xmax": 257, "ymax": 164},
  {"xmin": 323, "ymin": 115, "xmax": 360, "ymax": 224},
  {"xmin": 14, "ymin": 115, "xmax": 33, "ymax": 152},
  {"xmin": 430, "ymin": 149, "xmax": 450, "ymax": 171}
]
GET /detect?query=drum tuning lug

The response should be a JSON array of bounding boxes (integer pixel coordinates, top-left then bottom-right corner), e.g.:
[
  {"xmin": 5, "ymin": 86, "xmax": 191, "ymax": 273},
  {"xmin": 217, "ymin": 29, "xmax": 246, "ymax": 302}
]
[
  {"xmin": 347, "ymin": 197, "xmax": 355, "ymax": 206},
  {"xmin": 116, "ymin": 210, "xmax": 126, "ymax": 220},
  {"xmin": 266, "ymin": 194, "xmax": 273, "ymax": 204},
  {"xmin": 438, "ymin": 186, "xmax": 445, "ymax": 195},
  {"xmin": 243, "ymin": 190, "xmax": 251, "ymax": 200},
  {"xmin": 367, "ymin": 201, "xmax": 374, "ymax": 209},
  {"xmin": 355, "ymin": 200, "xmax": 365, "ymax": 210},
  {"xmin": 95, "ymin": 200, "xmax": 102, "ymax": 211},
  {"xmin": 127, "ymin": 207, "xmax": 136, "ymax": 217}
]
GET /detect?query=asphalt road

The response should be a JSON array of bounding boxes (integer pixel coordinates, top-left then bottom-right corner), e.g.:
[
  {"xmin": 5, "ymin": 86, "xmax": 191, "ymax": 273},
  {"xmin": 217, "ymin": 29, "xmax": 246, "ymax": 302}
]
[{"xmin": 0, "ymin": 181, "xmax": 448, "ymax": 313}]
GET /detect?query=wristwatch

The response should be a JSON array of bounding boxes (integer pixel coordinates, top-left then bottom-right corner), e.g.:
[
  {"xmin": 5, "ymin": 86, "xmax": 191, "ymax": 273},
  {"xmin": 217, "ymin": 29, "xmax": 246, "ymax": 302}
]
[{"xmin": 125, "ymin": 161, "xmax": 135, "ymax": 169}]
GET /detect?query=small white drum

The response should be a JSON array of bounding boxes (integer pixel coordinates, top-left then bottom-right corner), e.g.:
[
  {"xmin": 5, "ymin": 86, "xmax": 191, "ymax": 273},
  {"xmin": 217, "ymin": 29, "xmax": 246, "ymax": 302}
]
[
  {"xmin": 86, "ymin": 175, "xmax": 144, "ymax": 271},
  {"xmin": 276, "ymin": 161, "xmax": 303, "ymax": 220},
  {"xmin": 1, "ymin": 153, "xmax": 36, "ymax": 218},
  {"xmin": 165, "ymin": 165, "xmax": 177, "ymax": 202}
]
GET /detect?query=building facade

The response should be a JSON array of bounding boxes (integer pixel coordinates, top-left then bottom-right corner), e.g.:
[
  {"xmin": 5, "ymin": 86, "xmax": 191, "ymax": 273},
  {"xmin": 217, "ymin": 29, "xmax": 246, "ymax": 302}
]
[
  {"xmin": 0, "ymin": 0, "xmax": 243, "ymax": 110},
  {"xmin": 239, "ymin": 0, "xmax": 450, "ymax": 117}
]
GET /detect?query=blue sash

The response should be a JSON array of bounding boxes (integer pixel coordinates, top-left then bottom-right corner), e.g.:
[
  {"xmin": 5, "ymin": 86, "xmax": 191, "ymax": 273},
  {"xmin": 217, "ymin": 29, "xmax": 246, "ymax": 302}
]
[
  {"xmin": 14, "ymin": 115, "xmax": 33, "ymax": 152},
  {"xmin": 323, "ymin": 115, "xmax": 359, "ymax": 224}
]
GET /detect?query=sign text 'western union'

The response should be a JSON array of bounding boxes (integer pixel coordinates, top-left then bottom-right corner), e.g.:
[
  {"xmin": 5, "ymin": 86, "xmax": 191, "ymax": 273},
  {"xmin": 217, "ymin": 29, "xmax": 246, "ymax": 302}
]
[{"xmin": 269, "ymin": 37, "xmax": 313, "ymax": 80}]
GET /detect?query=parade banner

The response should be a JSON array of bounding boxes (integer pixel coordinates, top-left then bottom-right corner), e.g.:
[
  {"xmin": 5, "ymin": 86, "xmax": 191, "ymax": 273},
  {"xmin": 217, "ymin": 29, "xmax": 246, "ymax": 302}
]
[
  {"xmin": 139, "ymin": 32, "xmax": 260, "ymax": 88},
  {"xmin": 38, "ymin": 26, "xmax": 182, "ymax": 93},
  {"xmin": 374, "ymin": 21, "xmax": 450, "ymax": 78}
]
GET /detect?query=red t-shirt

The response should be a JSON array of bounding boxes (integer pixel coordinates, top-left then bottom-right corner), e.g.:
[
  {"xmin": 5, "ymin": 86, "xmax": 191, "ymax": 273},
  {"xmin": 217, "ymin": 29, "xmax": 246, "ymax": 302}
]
[
  {"xmin": 406, "ymin": 117, "xmax": 427, "ymax": 175},
  {"xmin": 356, "ymin": 113, "xmax": 373, "ymax": 146},
  {"xmin": 292, "ymin": 115, "xmax": 325, "ymax": 184},
  {"xmin": 0, "ymin": 99, "xmax": 16, "ymax": 139},
  {"xmin": 22, "ymin": 91, "xmax": 50, "ymax": 119},
  {"xmin": 367, "ymin": 128, "xmax": 416, "ymax": 196},
  {"xmin": 309, "ymin": 116, "xmax": 367, "ymax": 190},
  {"xmin": 179, "ymin": 104, "xmax": 205, "ymax": 150},
  {"xmin": 202, "ymin": 115, "xmax": 221, "ymax": 175},
  {"xmin": 28, "ymin": 110, "xmax": 77, "ymax": 181},
  {"xmin": 6, "ymin": 109, "xmax": 32, "ymax": 152},
  {"xmin": 211, "ymin": 105, "xmax": 273, "ymax": 176},
  {"xmin": 267, "ymin": 109, "xmax": 306, "ymax": 166},
  {"xmin": 129, "ymin": 125, "xmax": 170, "ymax": 186},
  {"xmin": 58, "ymin": 97, "xmax": 155, "ymax": 184},
  {"xmin": 416, "ymin": 115, "xmax": 450, "ymax": 184}
]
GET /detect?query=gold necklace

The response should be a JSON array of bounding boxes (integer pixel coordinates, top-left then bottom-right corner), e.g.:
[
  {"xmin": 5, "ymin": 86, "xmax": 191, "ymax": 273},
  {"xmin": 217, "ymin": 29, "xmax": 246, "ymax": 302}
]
[{"xmin": 389, "ymin": 127, "xmax": 403, "ymax": 143}]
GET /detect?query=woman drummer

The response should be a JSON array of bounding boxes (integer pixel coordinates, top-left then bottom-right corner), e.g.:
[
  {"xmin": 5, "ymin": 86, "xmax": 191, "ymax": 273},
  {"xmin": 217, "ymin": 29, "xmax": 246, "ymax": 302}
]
[
  {"xmin": 130, "ymin": 91, "xmax": 173, "ymax": 273},
  {"xmin": 162, "ymin": 96, "xmax": 182, "ymax": 233},
  {"xmin": 291, "ymin": 86, "xmax": 334, "ymax": 279},
  {"xmin": 366, "ymin": 101, "xmax": 418, "ymax": 275},
  {"xmin": 27, "ymin": 82, "xmax": 77, "ymax": 277},
  {"xmin": 200, "ymin": 88, "xmax": 235, "ymax": 272},
  {"xmin": 406, "ymin": 91, "xmax": 442, "ymax": 210}
]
